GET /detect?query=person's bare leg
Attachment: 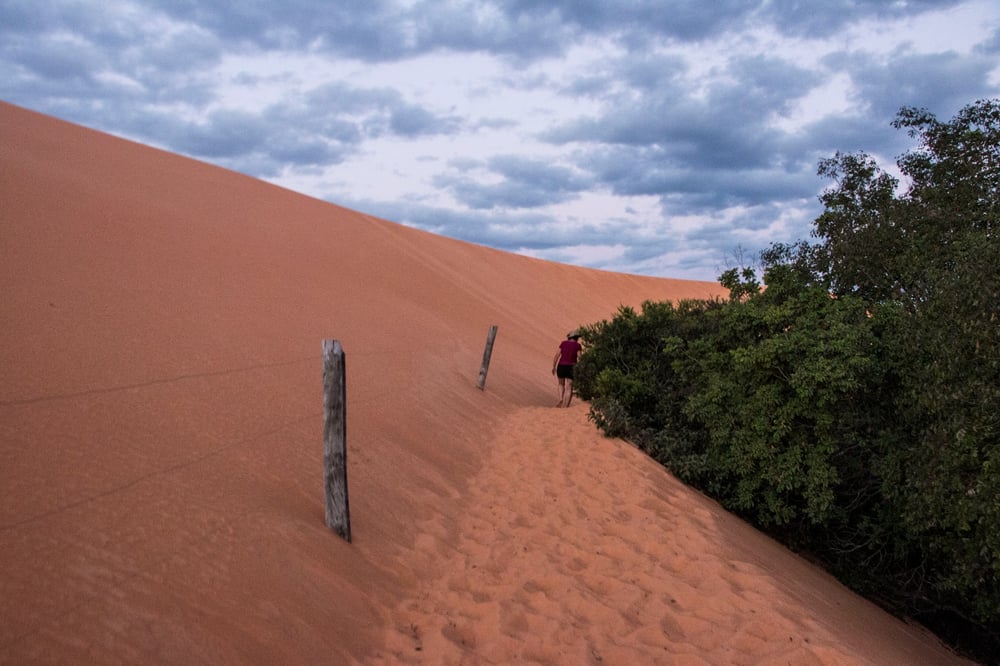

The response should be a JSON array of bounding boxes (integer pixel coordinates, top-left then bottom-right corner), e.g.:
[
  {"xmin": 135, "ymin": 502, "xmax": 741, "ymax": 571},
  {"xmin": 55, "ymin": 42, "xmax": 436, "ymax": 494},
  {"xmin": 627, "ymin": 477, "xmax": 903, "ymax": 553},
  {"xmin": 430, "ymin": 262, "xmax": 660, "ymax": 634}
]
[
  {"xmin": 556, "ymin": 377, "xmax": 566, "ymax": 407},
  {"xmin": 564, "ymin": 378, "xmax": 573, "ymax": 407}
]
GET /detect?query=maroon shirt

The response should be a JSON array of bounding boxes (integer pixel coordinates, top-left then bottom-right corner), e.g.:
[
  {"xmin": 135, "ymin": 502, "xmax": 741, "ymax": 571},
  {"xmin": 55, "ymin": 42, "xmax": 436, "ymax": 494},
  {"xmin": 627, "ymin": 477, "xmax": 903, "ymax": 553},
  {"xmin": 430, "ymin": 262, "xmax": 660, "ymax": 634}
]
[{"xmin": 558, "ymin": 339, "xmax": 582, "ymax": 365}]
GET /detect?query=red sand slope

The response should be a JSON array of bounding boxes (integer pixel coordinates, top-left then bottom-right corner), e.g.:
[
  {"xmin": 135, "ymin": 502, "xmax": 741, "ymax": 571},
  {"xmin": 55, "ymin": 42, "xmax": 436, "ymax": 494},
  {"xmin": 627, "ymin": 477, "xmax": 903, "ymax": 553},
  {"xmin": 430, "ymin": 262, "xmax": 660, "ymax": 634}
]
[{"xmin": 0, "ymin": 101, "xmax": 968, "ymax": 664}]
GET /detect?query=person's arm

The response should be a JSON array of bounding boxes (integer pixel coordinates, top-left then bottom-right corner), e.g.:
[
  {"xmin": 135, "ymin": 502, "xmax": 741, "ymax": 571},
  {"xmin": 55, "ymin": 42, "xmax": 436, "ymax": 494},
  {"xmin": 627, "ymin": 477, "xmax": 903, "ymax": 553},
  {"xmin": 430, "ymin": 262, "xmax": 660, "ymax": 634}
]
[{"xmin": 552, "ymin": 351, "xmax": 561, "ymax": 374}]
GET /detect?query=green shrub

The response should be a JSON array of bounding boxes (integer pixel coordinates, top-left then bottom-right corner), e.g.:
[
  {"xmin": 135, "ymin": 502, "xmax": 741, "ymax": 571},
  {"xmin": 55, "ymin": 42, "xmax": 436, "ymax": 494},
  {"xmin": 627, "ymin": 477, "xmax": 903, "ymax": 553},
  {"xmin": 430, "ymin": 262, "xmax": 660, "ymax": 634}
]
[{"xmin": 577, "ymin": 100, "xmax": 1000, "ymax": 660}]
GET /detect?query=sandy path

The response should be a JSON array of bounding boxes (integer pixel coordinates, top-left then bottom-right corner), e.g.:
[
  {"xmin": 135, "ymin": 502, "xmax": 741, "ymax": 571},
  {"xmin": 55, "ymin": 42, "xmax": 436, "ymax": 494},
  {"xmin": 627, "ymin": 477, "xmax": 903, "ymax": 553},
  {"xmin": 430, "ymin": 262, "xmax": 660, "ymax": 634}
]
[{"xmin": 370, "ymin": 403, "xmax": 966, "ymax": 665}]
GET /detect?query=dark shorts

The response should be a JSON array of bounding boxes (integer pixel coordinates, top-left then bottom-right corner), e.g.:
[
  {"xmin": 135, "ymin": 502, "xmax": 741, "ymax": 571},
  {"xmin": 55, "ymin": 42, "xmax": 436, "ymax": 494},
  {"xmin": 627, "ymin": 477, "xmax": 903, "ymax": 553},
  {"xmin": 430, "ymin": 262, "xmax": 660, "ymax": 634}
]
[{"xmin": 556, "ymin": 364, "xmax": 575, "ymax": 379}]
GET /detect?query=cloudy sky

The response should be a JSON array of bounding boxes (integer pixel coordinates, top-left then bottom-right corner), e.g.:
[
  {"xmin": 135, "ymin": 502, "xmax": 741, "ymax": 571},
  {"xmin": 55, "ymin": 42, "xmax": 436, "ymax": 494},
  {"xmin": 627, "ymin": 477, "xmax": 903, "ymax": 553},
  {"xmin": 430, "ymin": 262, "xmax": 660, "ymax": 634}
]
[{"xmin": 3, "ymin": 1, "xmax": 999, "ymax": 280}]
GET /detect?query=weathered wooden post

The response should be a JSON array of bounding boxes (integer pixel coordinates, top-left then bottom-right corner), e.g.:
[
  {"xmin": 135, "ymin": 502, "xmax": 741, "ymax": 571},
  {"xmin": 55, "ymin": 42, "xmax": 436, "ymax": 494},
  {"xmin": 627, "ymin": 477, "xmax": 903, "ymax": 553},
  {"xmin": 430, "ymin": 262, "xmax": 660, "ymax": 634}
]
[
  {"xmin": 476, "ymin": 325, "xmax": 498, "ymax": 390},
  {"xmin": 322, "ymin": 339, "xmax": 351, "ymax": 542}
]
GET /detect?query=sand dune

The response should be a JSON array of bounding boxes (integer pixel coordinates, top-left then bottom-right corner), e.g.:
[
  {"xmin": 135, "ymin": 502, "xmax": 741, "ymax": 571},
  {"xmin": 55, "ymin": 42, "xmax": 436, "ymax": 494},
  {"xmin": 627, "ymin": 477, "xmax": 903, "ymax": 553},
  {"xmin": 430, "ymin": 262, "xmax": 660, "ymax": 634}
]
[{"xmin": 0, "ymin": 101, "xmax": 968, "ymax": 664}]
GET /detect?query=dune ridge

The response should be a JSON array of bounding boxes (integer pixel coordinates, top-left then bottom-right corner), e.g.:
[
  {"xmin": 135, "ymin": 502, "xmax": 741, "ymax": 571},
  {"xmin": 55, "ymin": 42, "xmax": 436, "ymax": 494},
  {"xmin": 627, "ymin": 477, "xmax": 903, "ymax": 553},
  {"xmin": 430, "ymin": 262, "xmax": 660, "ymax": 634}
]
[{"xmin": 0, "ymin": 101, "xmax": 967, "ymax": 664}]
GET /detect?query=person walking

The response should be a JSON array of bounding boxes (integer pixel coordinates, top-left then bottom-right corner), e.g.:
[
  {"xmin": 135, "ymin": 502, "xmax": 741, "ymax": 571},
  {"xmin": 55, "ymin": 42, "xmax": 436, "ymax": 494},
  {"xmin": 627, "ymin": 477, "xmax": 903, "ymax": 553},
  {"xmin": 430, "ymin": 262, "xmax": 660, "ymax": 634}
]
[{"xmin": 552, "ymin": 331, "xmax": 582, "ymax": 407}]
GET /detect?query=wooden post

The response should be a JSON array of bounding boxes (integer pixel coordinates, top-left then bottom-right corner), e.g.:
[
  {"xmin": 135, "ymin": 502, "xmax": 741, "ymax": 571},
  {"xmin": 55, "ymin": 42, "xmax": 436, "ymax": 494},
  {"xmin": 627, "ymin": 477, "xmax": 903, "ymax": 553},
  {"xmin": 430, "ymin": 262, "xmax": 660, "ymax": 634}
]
[
  {"xmin": 322, "ymin": 339, "xmax": 351, "ymax": 542},
  {"xmin": 476, "ymin": 325, "xmax": 498, "ymax": 390}
]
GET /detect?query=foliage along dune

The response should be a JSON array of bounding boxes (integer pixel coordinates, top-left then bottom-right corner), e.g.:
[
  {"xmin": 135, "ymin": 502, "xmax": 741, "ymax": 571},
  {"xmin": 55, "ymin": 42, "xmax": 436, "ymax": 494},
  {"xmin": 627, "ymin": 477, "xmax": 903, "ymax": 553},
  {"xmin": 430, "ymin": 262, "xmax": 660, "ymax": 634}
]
[{"xmin": 0, "ymin": 101, "xmax": 970, "ymax": 663}]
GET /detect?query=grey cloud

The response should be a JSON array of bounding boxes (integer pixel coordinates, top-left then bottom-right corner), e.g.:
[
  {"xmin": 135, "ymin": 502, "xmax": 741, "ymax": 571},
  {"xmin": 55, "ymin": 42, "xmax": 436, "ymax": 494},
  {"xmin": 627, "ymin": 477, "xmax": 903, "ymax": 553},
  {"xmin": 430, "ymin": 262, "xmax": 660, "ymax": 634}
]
[
  {"xmin": 542, "ymin": 37, "xmax": 997, "ymax": 228},
  {"xmin": 434, "ymin": 155, "xmax": 593, "ymax": 209},
  {"xmin": 761, "ymin": 0, "xmax": 965, "ymax": 38},
  {"xmin": 611, "ymin": 202, "xmax": 818, "ymax": 277},
  {"xmin": 389, "ymin": 104, "xmax": 460, "ymax": 136},
  {"xmin": 0, "ymin": 1, "xmax": 222, "ymax": 130},
  {"xmin": 434, "ymin": 177, "xmax": 572, "ymax": 210},
  {"xmin": 139, "ymin": 0, "xmax": 960, "ymax": 66},
  {"xmin": 267, "ymin": 137, "xmax": 343, "ymax": 166},
  {"xmin": 151, "ymin": 109, "xmax": 270, "ymax": 158},
  {"xmin": 0, "ymin": 1, "xmax": 221, "ymax": 78},
  {"xmin": 831, "ymin": 48, "xmax": 1000, "ymax": 120},
  {"xmin": 143, "ymin": 0, "xmax": 573, "ymax": 61},
  {"xmin": 502, "ymin": 0, "xmax": 754, "ymax": 42},
  {"xmin": 304, "ymin": 82, "xmax": 462, "ymax": 138},
  {"xmin": 0, "ymin": 0, "xmax": 115, "ymax": 36},
  {"xmin": 3, "ymin": 34, "xmax": 101, "ymax": 81},
  {"xmin": 4, "ymin": 1, "xmax": 980, "ymax": 86},
  {"xmin": 81, "ymin": 80, "xmax": 461, "ymax": 175},
  {"xmin": 90, "ymin": 102, "xmax": 352, "ymax": 178},
  {"xmin": 137, "ymin": 27, "xmax": 222, "ymax": 75},
  {"xmin": 663, "ymin": 169, "xmax": 818, "ymax": 212},
  {"xmin": 977, "ymin": 26, "xmax": 1000, "ymax": 54},
  {"xmin": 792, "ymin": 113, "xmax": 903, "ymax": 158},
  {"xmin": 546, "ymin": 53, "xmax": 820, "ymax": 173},
  {"xmin": 576, "ymin": 143, "xmax": 820, "ymax": 215},
  {"xmin": 726, "ymin": 55, "xmax": 824, "ymax": 111},
  {"xmin": 488, "ymin": 155, "xmax": 591, "ymax": 190},
  {"xmin": 615, "ymin": 53, "xmax": 688, "ymax": 91}
]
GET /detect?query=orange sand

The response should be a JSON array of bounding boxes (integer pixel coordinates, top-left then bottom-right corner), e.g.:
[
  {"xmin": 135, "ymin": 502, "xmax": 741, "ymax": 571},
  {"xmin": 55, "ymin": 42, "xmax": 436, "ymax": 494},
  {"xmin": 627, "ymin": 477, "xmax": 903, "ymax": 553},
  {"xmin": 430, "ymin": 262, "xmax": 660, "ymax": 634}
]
[{"xmin": 0, "ymin": 101, "xmax": 968, "ymax": 664}]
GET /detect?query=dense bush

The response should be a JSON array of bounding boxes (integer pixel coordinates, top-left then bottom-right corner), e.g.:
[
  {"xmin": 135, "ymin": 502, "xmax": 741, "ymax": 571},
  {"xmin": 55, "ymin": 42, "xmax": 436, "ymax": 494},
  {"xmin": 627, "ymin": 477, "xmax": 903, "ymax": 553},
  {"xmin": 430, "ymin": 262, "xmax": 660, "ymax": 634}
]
[{"xmin": 576, "ymin": 99, "xmax": 999, "ymax": 661}]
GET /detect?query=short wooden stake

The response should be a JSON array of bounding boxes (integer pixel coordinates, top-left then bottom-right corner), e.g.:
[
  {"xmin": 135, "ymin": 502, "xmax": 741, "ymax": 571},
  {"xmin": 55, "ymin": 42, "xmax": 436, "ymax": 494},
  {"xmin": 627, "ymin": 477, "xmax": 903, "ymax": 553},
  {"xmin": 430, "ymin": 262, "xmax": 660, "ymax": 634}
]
[
  {"xmin": 322, "ymin": 339, "xmax": 351, "ymax": 542},
  {"xmin": 476, "ymin": 325, "xmax": 498, "ymax": 390}
]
